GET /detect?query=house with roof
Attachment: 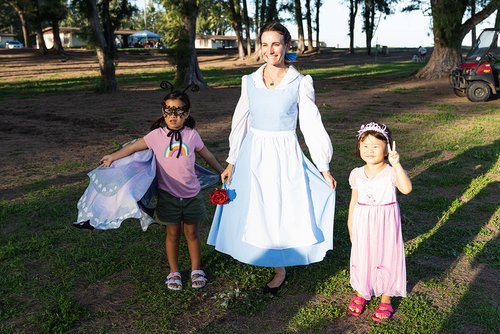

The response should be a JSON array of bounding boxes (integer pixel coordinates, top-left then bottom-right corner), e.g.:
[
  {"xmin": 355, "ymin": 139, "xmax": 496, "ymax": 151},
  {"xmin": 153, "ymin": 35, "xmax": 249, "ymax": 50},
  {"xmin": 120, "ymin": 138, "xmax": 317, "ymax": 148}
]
[
  {"xmin": 38, "ymin": 27, "xmax": 136, "ymax": 49},
  {"xmin": 0, "ymin": 32, "xmax": 18, "ymax": 47},
  {"xmin": 195, "ymin": 35, "xmax": 238, "ymax": 49}
]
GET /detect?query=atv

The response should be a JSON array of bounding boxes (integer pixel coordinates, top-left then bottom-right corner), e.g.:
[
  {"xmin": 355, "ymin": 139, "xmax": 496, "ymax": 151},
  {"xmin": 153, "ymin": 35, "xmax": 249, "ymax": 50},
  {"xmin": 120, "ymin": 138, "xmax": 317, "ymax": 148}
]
[{"xmin": 450, "ymin": 28, "xmax": 500, "ymax": 102}]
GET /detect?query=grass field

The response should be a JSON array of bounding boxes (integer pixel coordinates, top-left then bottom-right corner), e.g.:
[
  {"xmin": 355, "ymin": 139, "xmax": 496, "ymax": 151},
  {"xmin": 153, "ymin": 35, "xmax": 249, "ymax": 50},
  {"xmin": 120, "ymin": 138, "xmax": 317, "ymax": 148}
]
[{"xmin": 0, "ymin": 53, "xmax": 498, "ymax": 333}]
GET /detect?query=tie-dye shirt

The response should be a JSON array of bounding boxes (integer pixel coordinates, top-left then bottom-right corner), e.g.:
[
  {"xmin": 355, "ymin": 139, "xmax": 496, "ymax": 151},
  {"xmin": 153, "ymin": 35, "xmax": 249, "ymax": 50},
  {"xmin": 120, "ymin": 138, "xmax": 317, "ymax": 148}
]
[{"xmin": 144, "ymin": 127, "xmax": 204, "ymax": 198}]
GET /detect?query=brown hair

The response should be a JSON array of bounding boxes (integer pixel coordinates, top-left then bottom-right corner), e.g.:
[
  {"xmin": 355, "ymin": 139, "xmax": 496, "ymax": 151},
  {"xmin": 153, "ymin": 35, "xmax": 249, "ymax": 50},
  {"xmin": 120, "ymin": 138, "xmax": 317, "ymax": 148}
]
[
  {"xmin": 355, "ymin": 122, "xmax": 392, "ymax": 159},
  {"xmin": 150, "ymin": 91, "xmax": 196, "ymax": 130},
  {"xmin": 259, "ymin": 21, "xmax": 291, "ymax": 46}
]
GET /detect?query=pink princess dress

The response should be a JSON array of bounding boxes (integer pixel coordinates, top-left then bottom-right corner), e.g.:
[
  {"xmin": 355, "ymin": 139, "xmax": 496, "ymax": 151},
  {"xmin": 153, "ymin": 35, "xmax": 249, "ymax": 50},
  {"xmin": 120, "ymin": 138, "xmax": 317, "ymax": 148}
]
[{"xmin": 349, "ymin": 165, "xmax": 406, "ymax": 300}]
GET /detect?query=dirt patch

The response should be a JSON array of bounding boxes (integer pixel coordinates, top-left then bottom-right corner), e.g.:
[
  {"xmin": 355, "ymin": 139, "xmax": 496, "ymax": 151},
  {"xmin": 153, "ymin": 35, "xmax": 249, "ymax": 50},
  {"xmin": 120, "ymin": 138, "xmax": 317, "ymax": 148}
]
[
  {"xmin": 1, "ymin": 48, "xmax": 499, "ymax": 332},
  {"xmin": 70, "ymin": 269, "xmax": 141, "ymax": 333},
  {"xmin": 0, "ymin": 48, "xmax": 474, "ymax": 201}
]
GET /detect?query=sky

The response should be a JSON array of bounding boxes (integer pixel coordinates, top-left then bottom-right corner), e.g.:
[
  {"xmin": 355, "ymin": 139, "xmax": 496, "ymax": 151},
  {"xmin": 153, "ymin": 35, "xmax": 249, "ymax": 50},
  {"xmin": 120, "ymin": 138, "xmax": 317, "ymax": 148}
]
[
  {"xmin": 135, "ymin": 0, "xmax": 498, "ymax": 48},
  {"xmin": 298, "ymin": 1, "xmax": 497, "ymax": 48}
]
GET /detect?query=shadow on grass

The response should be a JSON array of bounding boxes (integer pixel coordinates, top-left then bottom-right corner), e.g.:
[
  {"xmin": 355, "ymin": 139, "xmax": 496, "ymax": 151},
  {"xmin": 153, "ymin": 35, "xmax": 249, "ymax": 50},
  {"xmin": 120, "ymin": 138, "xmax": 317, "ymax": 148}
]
[
  {"xmin": 0, "ymin": 171, "xmax": 89, "ymax": 201},
  {"xmin": 401, "ymin": 140, "xmax": 499, "ymax": 332}
]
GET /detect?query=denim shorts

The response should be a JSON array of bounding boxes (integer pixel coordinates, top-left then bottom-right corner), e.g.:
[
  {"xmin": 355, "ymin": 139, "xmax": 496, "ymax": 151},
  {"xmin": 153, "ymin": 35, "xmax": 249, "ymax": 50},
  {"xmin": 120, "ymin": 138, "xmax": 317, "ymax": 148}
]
[{"xmin": 154, "ymin": 189, "xmax": 207, "ymax": 225}]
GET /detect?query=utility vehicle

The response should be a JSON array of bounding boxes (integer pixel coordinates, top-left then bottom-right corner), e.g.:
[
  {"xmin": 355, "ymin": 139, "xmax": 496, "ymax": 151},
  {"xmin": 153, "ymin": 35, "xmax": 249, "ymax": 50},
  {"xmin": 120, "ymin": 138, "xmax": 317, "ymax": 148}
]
[{"xmin": 450, "ymin": 28, "xmax": 499, "ymax": 102}]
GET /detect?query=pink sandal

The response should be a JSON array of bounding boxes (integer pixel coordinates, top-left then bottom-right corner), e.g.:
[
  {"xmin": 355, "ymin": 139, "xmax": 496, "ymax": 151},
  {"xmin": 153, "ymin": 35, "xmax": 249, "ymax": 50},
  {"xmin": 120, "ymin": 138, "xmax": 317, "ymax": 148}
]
[
  {"xmin": 372, "ymin": 303, "xmax": 394, "ymax": 322},
  {"xmin": 347, "ymin": 296, "xmax": 367, "ymax": 316}
]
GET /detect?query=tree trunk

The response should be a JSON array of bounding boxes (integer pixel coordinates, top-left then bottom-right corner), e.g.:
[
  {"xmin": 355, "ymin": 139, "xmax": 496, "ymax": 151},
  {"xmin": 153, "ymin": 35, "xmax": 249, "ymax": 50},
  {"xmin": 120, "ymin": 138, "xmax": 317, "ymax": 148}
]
[
  {"xmin": 8, "ymin": 1, "xmax": 30, "ymax": 48},
  {"xmin": 33, "ymin": 0, "xmax": 48, "ymax": 53},
  {"xmin": 51, "ymin": 19, "xmax": 64, "ymax": 53},
  {"xmin": 294, "ymin": 0, "xmax": 305, "ymax": 53},
  {"xmin": 242, "ymin": 0, "xmax": 252, "ymax": 55},
  {"xmin": 416, "ymin": 0, "xmax": 499, "ymax": 79},
  {"xmin": 314, "ymin": 0, "xmax": 321, "ymax": 51},
  {"xmin": 227, "ymin": 0, "xmax": 245, "ymax": 58},
  {"xmin": 305, "ymin": 0, "xmax": 314, "ymax": 52},
  {"xmin": 470, "ymin": 0, "xmax": 476, "ymax": 46},
  {"xmin": 174, "ymin": 0, "xmax": 206, "ymax": 88},
  {"xmin": 253, "ymin": 0, "xmax": 262, "ymax": 61},
  {"xmin": 363, "ymin": 0, "xmax": 374, "ymax": 55},
  {"xmin": 496, "ymin": 9, "xmax": 500, "ymax": 29},
  {"xmin": 86, "ymin": 0, "xmax": 117, "ymax": 92},
  {"xmin": 260, "ymin": 0, "xmax": 267, "ymax": 26},
  {"xmin": 349, "ymin": 0, "xmax": 359, "ymax": 54},
  {"xmin": 266, "ymin": 0, "xmax": 277, "ymax": 23}
]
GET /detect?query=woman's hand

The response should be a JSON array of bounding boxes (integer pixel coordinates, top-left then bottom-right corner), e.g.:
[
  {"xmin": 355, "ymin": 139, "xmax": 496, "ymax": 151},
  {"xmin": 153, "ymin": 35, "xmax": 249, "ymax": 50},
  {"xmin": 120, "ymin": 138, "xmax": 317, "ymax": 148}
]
[
  {"xmin": 99, "ymin": 155, "xmax": 114, "ymax": 168},
  {"xmin": 321, "ymin": 170, "xmax": 337, "ymax": 190},
  {"xmin": 221, "ymin": 164, "xmax": 234, "ymax": 185}
]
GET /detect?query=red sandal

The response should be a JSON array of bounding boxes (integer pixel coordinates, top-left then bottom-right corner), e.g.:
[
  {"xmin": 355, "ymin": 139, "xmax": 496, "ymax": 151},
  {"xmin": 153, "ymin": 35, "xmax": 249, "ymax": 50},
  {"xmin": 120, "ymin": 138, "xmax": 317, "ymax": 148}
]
[
  {"xmin": 347, "ymin": 296, "xmax": 367, "ymax": 316},
  {"xmin": 372, "ymin": 303, "xmax": 394, "ymax": 322}
]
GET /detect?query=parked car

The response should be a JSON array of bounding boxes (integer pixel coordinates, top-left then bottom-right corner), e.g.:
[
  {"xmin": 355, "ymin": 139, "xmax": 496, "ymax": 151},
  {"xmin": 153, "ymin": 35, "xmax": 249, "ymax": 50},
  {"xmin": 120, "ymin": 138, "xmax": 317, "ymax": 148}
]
[
  {"xmin": 449, "ymin": 28, "xmax": 500, "ymax": 102},
  {"xmin": 5, "ymin": 40, "xmax": 23, "ymax": 49}
]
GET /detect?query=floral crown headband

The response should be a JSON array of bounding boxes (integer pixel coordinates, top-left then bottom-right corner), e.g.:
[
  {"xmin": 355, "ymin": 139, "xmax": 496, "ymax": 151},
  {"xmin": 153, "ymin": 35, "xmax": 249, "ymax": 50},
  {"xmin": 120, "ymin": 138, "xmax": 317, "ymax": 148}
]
[{"xmin": 357, "ymin": 122, "xmax": 390, "ymax": 143}]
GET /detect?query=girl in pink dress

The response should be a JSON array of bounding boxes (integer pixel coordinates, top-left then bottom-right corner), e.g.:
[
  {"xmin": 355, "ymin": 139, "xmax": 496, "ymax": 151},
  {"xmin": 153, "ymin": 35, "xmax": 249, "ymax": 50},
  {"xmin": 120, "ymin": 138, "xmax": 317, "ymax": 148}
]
[{"xmin": 347, "ymin": 122, "xmax": 412, "ymax": 322}]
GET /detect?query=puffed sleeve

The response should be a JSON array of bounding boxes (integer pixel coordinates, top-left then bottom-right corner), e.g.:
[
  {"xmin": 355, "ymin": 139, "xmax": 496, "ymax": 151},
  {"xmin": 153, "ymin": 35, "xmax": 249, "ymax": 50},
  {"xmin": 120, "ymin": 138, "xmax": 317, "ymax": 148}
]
[
  {"xmin": 298, "ymin": 75, "xmax": 333, "ymax": 172},
  {"xmin": 226, "ymin": 75, "xmax": 250, "ymax": 164},
  {"xmin": 348, "ymin": 169, "xmax": 358, "ymax": 189}
]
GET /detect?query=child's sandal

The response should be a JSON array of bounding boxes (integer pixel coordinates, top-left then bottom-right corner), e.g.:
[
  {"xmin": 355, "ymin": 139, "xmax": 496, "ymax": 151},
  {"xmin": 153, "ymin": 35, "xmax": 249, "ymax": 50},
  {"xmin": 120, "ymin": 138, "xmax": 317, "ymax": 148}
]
[
  {"xmin": 372, "ymin": 303, "xmax": 394, "ymax": 322},
  {"xmin": 191, "ymin": 269, "xmax": 207, "ymax": 289},
  {"xmin": 166, "ymin": 272, "xmax": 182, "ymax": 291},
  {"xmin": 347, "ymin": 296, "xmax": 367, "ymax": 316}
]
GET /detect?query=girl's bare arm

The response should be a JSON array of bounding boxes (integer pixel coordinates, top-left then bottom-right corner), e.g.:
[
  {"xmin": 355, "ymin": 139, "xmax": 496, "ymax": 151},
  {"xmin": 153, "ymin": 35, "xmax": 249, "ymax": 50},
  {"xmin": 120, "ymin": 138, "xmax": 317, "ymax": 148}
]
[
  {"xmin": 100, "ymin": 138, "xmax": 148, "ymax": 167},
  {"xmin": 196, "ymin": 146, "xmax": 224, "ymax": 175},
  {"xmin": 348, "ymin": 189, "xmax": 358, "ymax": 242}
]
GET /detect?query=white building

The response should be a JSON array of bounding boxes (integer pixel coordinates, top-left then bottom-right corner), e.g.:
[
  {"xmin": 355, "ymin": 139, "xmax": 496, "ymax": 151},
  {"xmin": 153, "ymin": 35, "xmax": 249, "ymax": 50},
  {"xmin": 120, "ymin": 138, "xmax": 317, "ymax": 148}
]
[
  {"xmin": 40, "ymin": 27, "xmax": 85, "ymax": 49},
  {"xmin": 195, "ymin": 35, "xmax": 238, "ymax": 49}
]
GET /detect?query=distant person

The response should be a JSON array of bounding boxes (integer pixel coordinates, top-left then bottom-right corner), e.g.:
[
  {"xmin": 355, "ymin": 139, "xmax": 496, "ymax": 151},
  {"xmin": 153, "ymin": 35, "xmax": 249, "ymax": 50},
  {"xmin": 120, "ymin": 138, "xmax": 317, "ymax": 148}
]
[
  {"xmin": 96, "ymin": 86, "xmax": 224, "ymax": 290},
  {"xmin": 418, "ymin": 46, "xmax": 427, "ymax": 61},
  {"xmin": 208, "ymin": 22, "xmax": 336, "ymax": 296},
  {"xmin": 346, "ymin": 122, "xmax": 412, "ymax": 322}
]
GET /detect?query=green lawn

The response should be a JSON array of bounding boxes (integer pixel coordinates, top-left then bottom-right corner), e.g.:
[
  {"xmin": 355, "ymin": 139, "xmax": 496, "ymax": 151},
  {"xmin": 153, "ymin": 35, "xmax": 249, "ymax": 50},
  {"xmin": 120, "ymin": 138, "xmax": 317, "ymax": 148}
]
[{"xmin": 0, "ymin": 59, "xmax": 499, "ymax": 333}]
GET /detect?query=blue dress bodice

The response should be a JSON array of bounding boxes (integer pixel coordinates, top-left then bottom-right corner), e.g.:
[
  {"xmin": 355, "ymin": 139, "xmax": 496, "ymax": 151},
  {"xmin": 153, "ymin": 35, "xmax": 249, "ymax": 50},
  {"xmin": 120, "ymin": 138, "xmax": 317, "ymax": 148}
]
[{"xmin": 247, "ymin": 74, "xmax": 303, "ymax": 131}]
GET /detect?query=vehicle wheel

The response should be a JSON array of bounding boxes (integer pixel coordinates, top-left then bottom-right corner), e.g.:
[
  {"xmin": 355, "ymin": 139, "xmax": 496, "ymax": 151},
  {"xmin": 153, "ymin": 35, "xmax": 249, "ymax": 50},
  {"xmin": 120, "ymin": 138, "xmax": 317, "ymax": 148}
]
[
  {"xmin": 466, "ymin": 81, "xmax": 491, "ymax": 102},
  {"xmin": 453, "ymin": 88, "xmax": 466, "ymax": 97}
]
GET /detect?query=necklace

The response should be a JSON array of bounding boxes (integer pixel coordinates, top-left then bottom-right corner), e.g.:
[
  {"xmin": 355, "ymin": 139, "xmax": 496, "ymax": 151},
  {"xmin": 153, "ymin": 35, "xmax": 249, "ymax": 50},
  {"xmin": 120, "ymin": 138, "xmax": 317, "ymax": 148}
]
[{"xmin": 265, "ymin": 67, "xmax": 285, "ymax": 87}]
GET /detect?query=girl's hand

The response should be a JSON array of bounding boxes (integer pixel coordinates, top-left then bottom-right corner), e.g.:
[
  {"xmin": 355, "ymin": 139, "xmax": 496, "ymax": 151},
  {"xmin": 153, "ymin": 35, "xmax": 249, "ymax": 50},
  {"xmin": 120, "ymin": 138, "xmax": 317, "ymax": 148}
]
[
  {"xmin": 99, "ymin": 155, "xmax": 114, "ymax": 168},
  {"xmin": 221, "ymin": 164, "xmax": 234, "ymax": 185},
  {"xmin": 321, "ymin": 170, "xmax": 337, "ymax": 190},
  {"xmin": 388, "ymin": 141, "xmax": 400, "ymax": 166}
]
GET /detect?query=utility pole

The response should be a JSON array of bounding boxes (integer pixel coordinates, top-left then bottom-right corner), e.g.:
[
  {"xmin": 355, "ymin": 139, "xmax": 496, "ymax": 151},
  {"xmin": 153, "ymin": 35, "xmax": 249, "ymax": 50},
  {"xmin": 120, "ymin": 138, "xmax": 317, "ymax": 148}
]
[{"xmin": 144, "ymin": 0, "xmax": 147, "ymax": 29}]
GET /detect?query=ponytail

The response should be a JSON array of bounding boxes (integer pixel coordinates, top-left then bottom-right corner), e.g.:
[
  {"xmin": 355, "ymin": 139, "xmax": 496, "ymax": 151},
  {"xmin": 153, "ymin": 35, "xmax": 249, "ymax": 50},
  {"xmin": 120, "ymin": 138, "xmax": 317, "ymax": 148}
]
[{"xmin": 184, "ymin": 115, "xmax": 196, "ymax": 128}]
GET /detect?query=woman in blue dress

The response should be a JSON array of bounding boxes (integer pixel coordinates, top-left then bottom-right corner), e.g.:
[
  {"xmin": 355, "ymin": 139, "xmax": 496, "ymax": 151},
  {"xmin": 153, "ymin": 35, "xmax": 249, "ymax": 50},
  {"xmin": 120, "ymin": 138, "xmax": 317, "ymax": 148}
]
[{"xmin": 208, "ymin": 22, "xmax": 336, "ymax": 294}]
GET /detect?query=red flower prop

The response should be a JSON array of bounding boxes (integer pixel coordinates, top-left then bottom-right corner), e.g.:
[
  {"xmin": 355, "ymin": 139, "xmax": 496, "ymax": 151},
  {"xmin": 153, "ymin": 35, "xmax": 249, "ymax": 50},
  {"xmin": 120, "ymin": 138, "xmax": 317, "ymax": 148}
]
[{"xmin": 210, "ymin": 188, "xmax": 230, "ymax": 205}]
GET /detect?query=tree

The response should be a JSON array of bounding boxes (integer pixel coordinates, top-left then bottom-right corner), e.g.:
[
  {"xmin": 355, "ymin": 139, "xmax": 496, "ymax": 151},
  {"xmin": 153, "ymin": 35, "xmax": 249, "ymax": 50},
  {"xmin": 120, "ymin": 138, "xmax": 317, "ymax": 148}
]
[
  {"xmin": 304, "ymin": 0, "xmax": 314, "ymax": 51},
  {"xmin": 252, "ymin": 0, "xmax": 263, "ymax": 61},
  {"xmin": 496, "ymin": 8, "xmax": 500, "ymax": 29},
  {"xmin": 266, "ymin": 0, "xmax": 278, "ymax": 23},
  {"xmin": 85, "ymin": 0, "xmax": 117, "ymax": 92},
  {"xmin": 79, "ymin": 0, "xmax": 135, "ymax": 92},
  {"xmin": 314, "ymin": 0, "xmax": 322, "ymax": 51},
  {"xmin": 410, "ymin": 0, "xmax": 500, "ymax": 79},
  {"xmin": 242, "ymin": 0, "xmax": 252, "ymax": 55},
  {"xmin": 31, "ymin": 0, "xmax": 48, "ymax": 53},
  {"xmin": 197, "ymin": 0, "xmax": 230, "ymax": 35},
  {"xmin": 42, "ymin": 0, "xmax": 68, "ymax": 53},
  {"xmin": 294, "ymin": 0, "xmax": 306, "ymax": 53},
  {"xmin": 469, "ymin": 0, "xmax": 476, "ymax": 46},
  {"xmin": 173, "ymin": 0, "xmax": 206, "ymax": 88},
  {"xmin": 361, "ymin": 0, "xmax": 391, "ymax": 55},
  {"xmin": 6, "ymin": 0, "xmax": 31, "ymax": 48},
  {"xmin": 227, "ymin": 0, "xmax": 246, "ymax": 58},
  {"xmin": 347, "ymin": 0, "xmax": 360, "ymax": 53},
  {"xmin": 0, "ymin": 2, "xmax": 20, "ymax": 37}
]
